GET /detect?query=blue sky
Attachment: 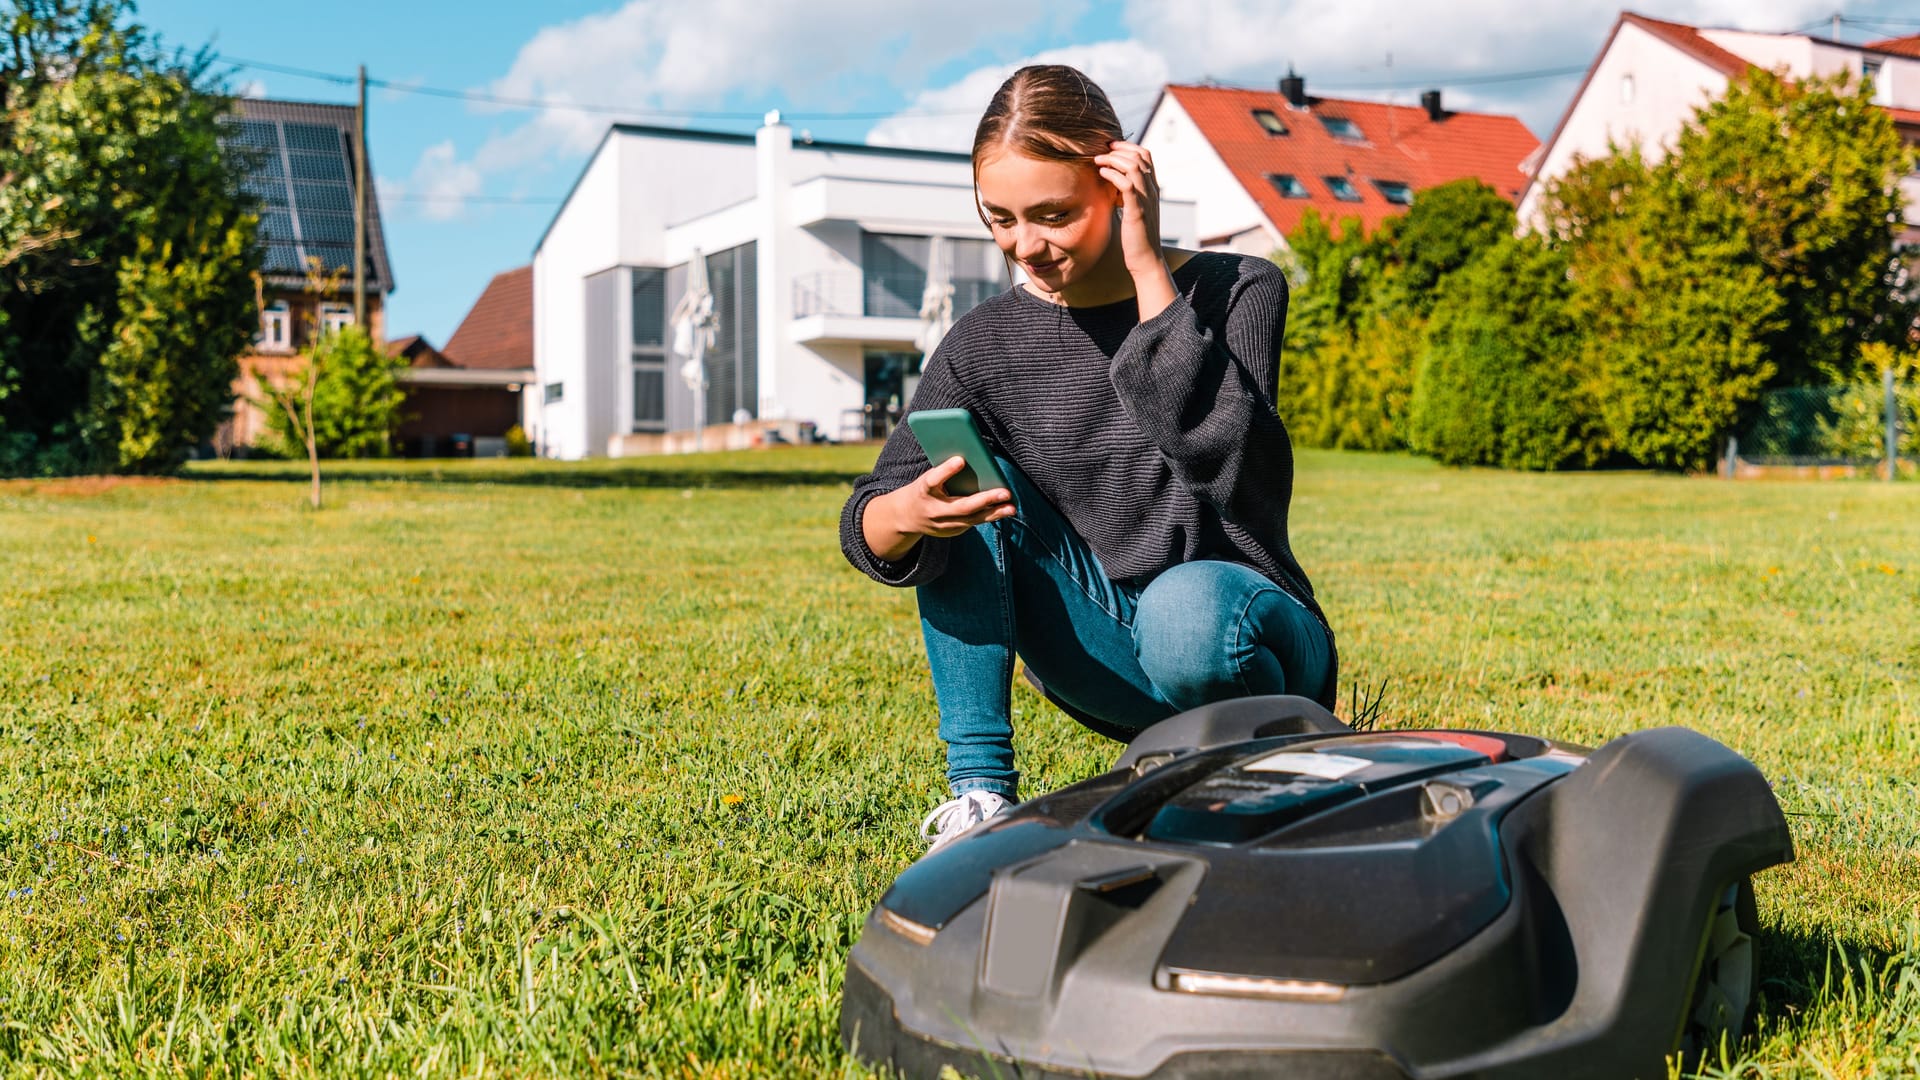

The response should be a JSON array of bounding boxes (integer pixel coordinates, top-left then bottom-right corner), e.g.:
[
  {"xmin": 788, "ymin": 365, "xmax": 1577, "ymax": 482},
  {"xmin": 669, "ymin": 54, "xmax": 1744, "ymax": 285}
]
[{"xmin": 144, "ymin": 1, "xmax": 1920, "ymax": 346}]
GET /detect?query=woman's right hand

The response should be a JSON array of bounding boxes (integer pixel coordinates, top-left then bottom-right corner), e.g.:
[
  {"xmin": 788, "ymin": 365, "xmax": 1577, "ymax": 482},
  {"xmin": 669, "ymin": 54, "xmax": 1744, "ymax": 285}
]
[{"xmin": 863, "ymin": 456, "xmax": 1014, "ymax": 562}]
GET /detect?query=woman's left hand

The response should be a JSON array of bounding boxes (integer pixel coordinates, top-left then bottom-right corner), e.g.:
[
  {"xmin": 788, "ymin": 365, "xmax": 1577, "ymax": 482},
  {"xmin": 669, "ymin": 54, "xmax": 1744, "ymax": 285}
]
[{"xmin": 1093, "ymin": 140, "xmax": 1165, "ymax": 277}]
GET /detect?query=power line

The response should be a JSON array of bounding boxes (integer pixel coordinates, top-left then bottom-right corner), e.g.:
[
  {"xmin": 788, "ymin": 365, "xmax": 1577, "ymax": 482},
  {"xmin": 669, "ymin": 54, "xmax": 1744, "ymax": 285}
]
[
  {"xmin": 217, "ymin": 51, "xmax": 1596, "ymax": 125},
  {"xmin": 219, "ymin": 52, "xmax": 1162, "ymax": 121},
  {"xmin": 1314, "ymin": 63, "xmax": 1588, "ymax": 92},
  {"xmin": 384, "ymin": 193, "xmax": 563, "ymax": 204}
]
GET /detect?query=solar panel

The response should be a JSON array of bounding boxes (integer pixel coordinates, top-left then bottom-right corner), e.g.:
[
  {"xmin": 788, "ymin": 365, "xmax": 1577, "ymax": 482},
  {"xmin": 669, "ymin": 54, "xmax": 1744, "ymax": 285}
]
[
  {"xmin": 224, "ymin": 106, "xmax": 383, "ymax": 288},
  {"xmin": 261, "ymin": 245, "xmax": 304, "ymax": 273},
  {"xmin": 282, "ymin": 122, "xmax": 341, "ymax": 153},
  {"xmin": 288, "ymin": 151, "xmax": 349, "ymax": 183},
  {"xmin": 234, "ymin": 120, "xmax": 279, "ymax": 148},
  {"xmin": 292, "ymin": 181, "xmax": 353, "ymax": 213},
  {"xmin": 241, "ymin": 176, "xmax": 285, "ymax": 203},
  {"xmin": 296, "ymin": 210, "xmax": 356, "ymax": 246}
]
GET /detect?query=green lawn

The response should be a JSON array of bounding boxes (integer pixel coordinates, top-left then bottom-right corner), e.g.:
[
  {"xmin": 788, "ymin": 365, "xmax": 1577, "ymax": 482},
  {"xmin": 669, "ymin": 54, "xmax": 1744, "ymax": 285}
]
[{"xmin": 0, "ymin": 448, "xmax": 1915, "ymax": 1078}]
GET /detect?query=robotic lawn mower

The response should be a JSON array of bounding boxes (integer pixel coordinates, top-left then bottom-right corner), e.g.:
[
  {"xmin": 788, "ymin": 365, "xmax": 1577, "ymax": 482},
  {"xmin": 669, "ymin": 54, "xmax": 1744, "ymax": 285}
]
[{"xmin": 841, "ymin": 695, "xmax": 1791, "ymax": 1079}]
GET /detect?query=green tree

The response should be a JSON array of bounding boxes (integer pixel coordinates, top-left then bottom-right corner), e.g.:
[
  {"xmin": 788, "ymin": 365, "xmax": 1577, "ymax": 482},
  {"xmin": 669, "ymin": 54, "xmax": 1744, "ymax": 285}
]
[
  {"xmin": 0, "ymin": 0, "xmax": 258, "ymax": 475},
  {"xmin": 263, "ymin": 325, "xmax": 408, "ymax": 460},
  {"xmin": 1665, "ymin": 69, "xmax": 1914, "ymax": 384}
]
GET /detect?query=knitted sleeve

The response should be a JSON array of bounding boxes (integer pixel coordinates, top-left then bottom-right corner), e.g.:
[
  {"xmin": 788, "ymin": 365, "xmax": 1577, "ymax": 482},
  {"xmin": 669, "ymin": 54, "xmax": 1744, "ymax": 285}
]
[{"xmin": 1107, "ymin": 257, "xmax": 1292, "ymax": 527}]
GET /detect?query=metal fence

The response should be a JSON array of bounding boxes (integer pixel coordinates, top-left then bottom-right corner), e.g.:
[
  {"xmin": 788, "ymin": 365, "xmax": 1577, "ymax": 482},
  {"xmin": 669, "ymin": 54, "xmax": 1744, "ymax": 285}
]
[{"xmin": 1733, "ymin": 377, "xmax": 1917, "ymax": 477}]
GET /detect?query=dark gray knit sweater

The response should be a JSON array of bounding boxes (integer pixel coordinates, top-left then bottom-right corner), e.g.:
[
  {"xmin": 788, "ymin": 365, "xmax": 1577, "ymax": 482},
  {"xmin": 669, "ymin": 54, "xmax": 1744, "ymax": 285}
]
[{"xmin": 839, "ymin": 251, "xmax": 1335, "ymax": 701}]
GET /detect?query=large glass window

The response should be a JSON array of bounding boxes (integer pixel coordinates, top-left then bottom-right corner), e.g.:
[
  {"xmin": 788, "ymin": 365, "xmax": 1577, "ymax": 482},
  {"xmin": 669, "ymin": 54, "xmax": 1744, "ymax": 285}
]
[
  {"xmin": 660, "ymin": 242, "xmax": 759, "ymax": 431},
  {"xmin": 632, "ymin": 267, "xmax": 667, "ymax": 431},
  {"xmin": 861, "ymin": 232, "xmax": 1004, "ymax": 320}
]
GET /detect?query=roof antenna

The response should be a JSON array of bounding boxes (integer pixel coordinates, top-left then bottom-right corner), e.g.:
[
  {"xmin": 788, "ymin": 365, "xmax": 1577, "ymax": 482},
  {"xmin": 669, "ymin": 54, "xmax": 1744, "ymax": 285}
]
[{"xmin": 1387, "ymin": 50, "xmax": 1398, "ymax": 145}]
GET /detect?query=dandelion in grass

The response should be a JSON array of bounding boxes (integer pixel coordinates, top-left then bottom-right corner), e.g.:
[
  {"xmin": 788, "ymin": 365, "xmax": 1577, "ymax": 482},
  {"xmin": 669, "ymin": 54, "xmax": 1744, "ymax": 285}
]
[{"xmin": 722, "ymin": 794, "xmax": 745, "ymax": 806}]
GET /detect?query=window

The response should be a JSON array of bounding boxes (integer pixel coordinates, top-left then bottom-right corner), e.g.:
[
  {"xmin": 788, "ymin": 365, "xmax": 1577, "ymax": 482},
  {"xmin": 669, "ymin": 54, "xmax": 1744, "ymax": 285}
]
[
  {"xmin": 1251, "ymin": 109, "xmax": 1288, "ymax": 135},
  {"xmin": 258, "ymin": 300, "xmax": 292, "ymax": 353},
  {"xmin": 1373, "ymin": 180, "xmax": 1414, "ymax": 206},
  {"xmin": 1318, "ymin": 115, "xmax": 1363, "ymax": 140},
  {"xmin": 860, "ymin": 232, "xmax": 1003, "ymax": 321},
  {"xmin": 667, "ymin": 241, "xmax": 759, "ymax": 431},
  {"xmin": 1620, "ymin": 74, "xmax": 1635, "ymax": 104},
  {"xmin": 318, "ymin": 302, "xmax": 354, "ymax": 336},
  {"xmin": 544, "ymin": 382, "xmax": 565, "ymax": 404},
  {"xmin": 631, "ymin": 267, "xmax": 667, "ymax": 431},
  {"xmin": 1324, "ymin": 175, "xmax": 1362, "ymax": 202},
  {"xmin": 1266, "ymin": 173, "xmax": 1311, "ymax": 199},
  {"xmin": 1864, "ymin": 58, "xmax": 1891, "ymax": 105}
]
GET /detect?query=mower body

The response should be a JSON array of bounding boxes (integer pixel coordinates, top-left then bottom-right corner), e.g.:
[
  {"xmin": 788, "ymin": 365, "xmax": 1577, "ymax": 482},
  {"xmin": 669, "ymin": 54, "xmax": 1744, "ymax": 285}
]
[{"xmin": 841, "ymin": 695, "xmax": 1791, "ymax": 1079}]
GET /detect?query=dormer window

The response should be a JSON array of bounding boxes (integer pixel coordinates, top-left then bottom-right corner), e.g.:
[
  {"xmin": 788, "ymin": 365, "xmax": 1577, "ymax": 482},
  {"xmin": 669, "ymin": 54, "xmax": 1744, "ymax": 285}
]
[
  {"xmin": 1373, "ymin": 180, "xmax": 1414, "ymax": 205},
  {"xmin": 1266, "ymin": 173, "xmax": 1311, "ymax": 198},
  {"xmin": 257, "ymin": 300, "xmax": 292, "ymax": 353},
  {"xmin": 1251, "ymin": 109, "xmax": 1288, "ymax": 135},
  {"xmin": 1319, "ymin": 115, "xmax": 1363, "ymax": 140},
  {"xmin": 318, "ymin": 302, "xmax": 354, "ymax": 337},
  {"xmin": 1324, "ymin": 175, "xmax": 1362, "ymax": 202}
]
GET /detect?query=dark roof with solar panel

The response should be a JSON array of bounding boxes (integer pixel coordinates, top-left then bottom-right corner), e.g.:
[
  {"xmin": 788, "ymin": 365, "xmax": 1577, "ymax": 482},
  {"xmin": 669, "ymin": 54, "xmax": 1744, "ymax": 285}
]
[{"xmin": 227, "ymin": 98, "xmax": 395, "ymax": 293}]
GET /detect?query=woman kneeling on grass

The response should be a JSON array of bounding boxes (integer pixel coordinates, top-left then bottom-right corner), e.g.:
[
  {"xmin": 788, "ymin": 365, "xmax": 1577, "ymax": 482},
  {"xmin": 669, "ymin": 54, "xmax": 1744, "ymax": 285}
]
[{"xmin": 839, "ymin": 64, "xmax": 1337, "ymax": 854}]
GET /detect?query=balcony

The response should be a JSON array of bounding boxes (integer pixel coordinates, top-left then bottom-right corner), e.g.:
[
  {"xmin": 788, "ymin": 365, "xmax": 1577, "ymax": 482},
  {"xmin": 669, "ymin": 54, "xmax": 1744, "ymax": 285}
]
[
  {"xmin": 790, "ymin": 269, "xmax": 1001, "ymax": 347},
  {"xmin": 790, "ymin": 175, "xmax": 983, "ymax": 231}
]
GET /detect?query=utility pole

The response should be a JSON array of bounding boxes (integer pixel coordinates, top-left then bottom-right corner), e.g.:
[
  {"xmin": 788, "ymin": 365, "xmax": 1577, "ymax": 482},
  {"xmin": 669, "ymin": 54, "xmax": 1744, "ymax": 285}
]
[
  {"xmin": 1832, "ymin": 13, "xmax": 1842, "ymax": 41},
  {"xmin": 354, "ymin": 64, "xmax": 368, "ymax": 331}
]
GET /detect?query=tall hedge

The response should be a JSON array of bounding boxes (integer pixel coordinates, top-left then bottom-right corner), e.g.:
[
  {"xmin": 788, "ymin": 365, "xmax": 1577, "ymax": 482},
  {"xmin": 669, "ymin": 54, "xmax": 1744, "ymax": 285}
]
[{"xmin": 1410, "ymin": 235, "xmax": 1601, "ymax": 470}]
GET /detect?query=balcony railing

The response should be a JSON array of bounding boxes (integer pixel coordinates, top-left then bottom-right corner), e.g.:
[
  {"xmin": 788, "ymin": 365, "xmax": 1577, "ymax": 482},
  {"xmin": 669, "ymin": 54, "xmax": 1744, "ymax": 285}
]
[{"xmin": 793, "ymin": 270, "xmax": 1000, "ymax": 321}]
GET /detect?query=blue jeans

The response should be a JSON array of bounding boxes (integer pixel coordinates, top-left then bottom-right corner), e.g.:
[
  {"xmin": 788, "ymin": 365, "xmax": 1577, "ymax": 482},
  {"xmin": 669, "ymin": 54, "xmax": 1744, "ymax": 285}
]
[{"xmin": 916, "ymin": 459, "xmax": 1333, "ymax": 799}]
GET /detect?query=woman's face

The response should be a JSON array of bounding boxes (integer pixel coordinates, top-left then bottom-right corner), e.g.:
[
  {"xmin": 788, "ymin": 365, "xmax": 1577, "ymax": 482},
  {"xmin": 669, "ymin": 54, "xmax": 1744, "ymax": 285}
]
[{"xmin": 975, "ymin": 148, "xmax": 1118, "ymax": 292}]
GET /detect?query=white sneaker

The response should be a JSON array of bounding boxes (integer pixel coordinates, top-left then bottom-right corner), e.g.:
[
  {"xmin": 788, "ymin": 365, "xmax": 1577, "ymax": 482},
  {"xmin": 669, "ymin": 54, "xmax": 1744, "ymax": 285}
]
[{"xmin": 919, "ymin": 791, "xmax": 1013, "ymax": 855}]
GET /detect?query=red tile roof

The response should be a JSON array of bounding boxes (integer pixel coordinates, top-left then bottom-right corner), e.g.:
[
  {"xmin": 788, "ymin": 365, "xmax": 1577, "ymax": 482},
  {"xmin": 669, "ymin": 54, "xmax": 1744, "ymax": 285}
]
[
  {"xmin": 444, "ymin": 265, "xmax": 533, "ymax": 370},
  {"xmin": 1868, "ymin": 34, "xmax": 1920, "ymax": 59},
  {"xmin": 1164, "ymin": 84, "xmax": 1540, "ymax": 238}
]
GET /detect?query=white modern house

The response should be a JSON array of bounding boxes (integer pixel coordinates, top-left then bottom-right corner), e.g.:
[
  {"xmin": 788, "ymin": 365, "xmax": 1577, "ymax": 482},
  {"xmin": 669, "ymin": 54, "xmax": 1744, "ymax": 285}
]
[
  {"xmin": 1517, "ymin": 14, "xmax": 1920, "ymax": 235},
  {"xmin": 527, "ymin": 113, "xmax": 1198, "ymax": 458}
]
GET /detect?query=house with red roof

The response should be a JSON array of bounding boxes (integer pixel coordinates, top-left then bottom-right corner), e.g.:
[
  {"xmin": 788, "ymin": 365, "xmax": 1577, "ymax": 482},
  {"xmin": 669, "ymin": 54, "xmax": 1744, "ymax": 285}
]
[
  {"xmin": 1518, "ymin": 13, "xmax": 1920, "ymax": 242},
  {"xmin": 1137, "ymin": 76, "xmax": 1541, "ymax": 253},
  {"xmin": 389, "ymin": 265, "xmax": 535, "ymax": 456}
]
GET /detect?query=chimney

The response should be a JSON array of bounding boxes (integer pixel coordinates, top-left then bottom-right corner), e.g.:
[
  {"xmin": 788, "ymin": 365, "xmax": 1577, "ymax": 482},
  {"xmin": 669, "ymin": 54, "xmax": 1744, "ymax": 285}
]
[
  {"xmin": 1280, "ymin": 69, "xmax": 1306, "ymax": 107},
  {"xmin": 1421, "ymin": 89, "xmax": 1445, "ymax": 121}
]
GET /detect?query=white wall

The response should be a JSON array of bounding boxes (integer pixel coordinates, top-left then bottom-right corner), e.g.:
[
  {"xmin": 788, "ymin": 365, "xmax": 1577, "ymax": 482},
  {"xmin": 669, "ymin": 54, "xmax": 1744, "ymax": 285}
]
[
  {"xmin": 1518, "ymin": 21, "xmax": 1731, "ymax": 226},
  {"xmin": 530, "ymin": 143, "xmax": 623, "ymax": 460},
  {"xmin": 1139, "ymin": 93, "xmax": 1277, "ymax": 251}
]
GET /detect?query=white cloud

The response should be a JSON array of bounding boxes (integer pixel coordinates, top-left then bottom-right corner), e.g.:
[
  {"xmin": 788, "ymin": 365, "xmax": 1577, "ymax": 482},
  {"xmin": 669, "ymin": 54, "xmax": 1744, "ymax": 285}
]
[
  {"xmin": 865, "ymin": 40, "xmax": 1171, "ymax": 153},
  {"xmin": 386, "ymin": 140, "xmax": 484, "ymax": 222},
  {"xmin": 464, "ymin": 0, "xmax": 1085, "ymax": 173},
  {"xmin": 237, "ymin": 79, "xmax": 267, "ymax": 99}
]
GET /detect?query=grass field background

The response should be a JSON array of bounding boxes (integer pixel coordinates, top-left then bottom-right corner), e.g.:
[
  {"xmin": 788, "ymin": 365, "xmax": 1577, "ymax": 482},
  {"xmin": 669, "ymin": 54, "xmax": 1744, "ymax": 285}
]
[{"xmin": 0, "ymin": 447, "xmax": 1915, "ymax": 1077}]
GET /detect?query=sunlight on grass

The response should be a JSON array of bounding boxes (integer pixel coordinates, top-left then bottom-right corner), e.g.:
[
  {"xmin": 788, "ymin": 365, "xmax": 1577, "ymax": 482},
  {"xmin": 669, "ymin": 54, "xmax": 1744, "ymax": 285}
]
[{"xmin": 0, "ymin": 447, "xmax": 1914, "ymax": 1076}]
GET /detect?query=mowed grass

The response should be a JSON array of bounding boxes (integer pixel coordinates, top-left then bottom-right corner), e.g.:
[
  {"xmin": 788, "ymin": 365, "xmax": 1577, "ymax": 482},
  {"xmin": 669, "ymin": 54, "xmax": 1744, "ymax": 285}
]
[{"xmin": 0, "ymin": 447, "xmax": 1915, "ymax": 1078}]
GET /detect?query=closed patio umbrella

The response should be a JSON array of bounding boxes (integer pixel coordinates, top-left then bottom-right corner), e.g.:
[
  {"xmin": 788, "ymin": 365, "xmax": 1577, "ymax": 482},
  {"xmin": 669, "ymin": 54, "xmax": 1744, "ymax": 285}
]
[
  {"xmin": 911, "ymin": 236, "xmax": 955, "ymax": 407},
  {"xmin": 671, "ymin": 248, "xmax": 718, "ymax": 450}
]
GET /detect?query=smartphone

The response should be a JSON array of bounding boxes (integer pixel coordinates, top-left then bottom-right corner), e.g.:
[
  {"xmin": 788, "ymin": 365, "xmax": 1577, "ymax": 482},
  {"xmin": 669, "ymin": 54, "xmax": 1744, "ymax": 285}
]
[{"xmin": 905, "ymin": 408, "xmax": 1013, "ymax": 499}]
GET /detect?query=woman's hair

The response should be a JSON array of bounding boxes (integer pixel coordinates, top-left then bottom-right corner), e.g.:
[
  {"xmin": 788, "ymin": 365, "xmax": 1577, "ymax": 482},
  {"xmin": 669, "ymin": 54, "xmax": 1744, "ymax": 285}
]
[{"xmin": 971, "ymin": 64, "xmax": 1125, "ymax": 228}]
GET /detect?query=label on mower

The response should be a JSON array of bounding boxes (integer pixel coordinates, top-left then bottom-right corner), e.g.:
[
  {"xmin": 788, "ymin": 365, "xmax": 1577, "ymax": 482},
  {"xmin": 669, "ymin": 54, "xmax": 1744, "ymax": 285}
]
[{"xmin": 1243, "ymin": 751, "xmax": 1372, "ymax": 780}]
